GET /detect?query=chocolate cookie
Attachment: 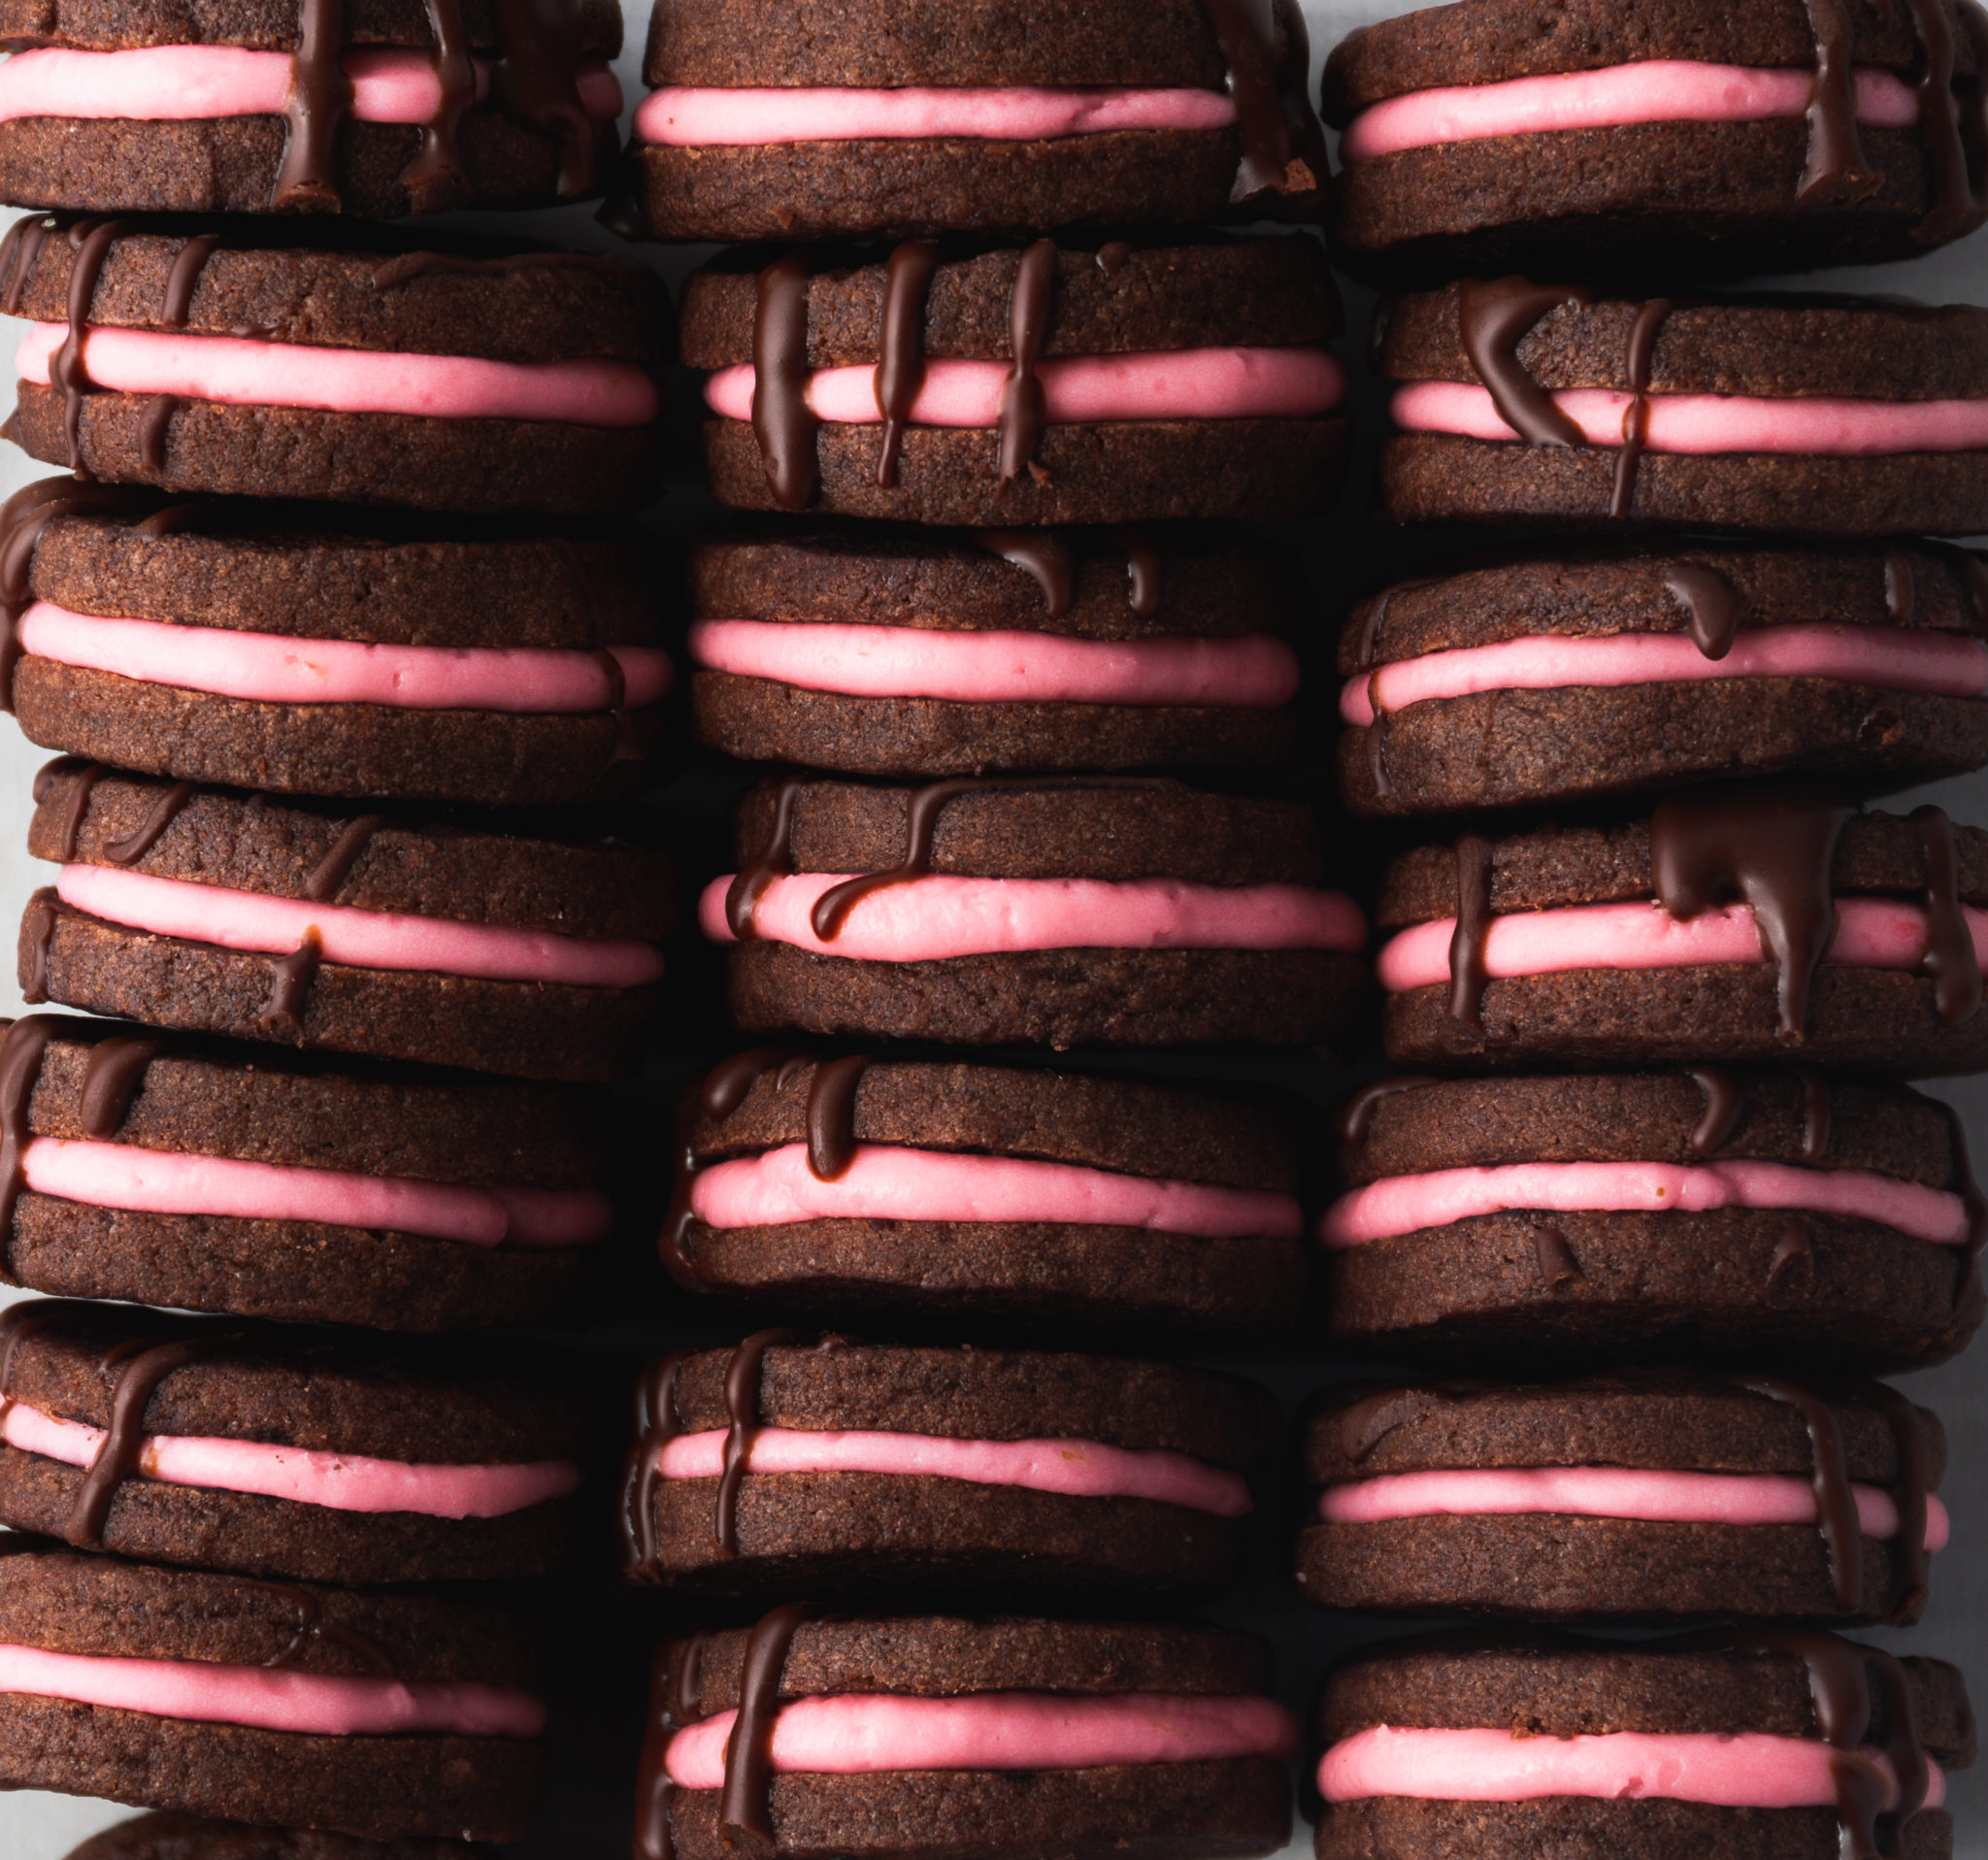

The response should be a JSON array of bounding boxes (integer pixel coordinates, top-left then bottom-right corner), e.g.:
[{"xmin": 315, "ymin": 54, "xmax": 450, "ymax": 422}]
[
  {"xmin": 66, "ymin": 1813, "xmax": 488, "ymax": 1860},
  {"xmin": 0, "ymin": 1298, "xmax": 586, "ymax": 1584},
  {"xmin": 1313, "ymin": 1626, "xmax": 1972, "ymax": 1860},
  {"xmin": 688, "ymin": 522, "xmax": 1303, "ymax": 777},
  {"xmin": 0, "ymin": 480, "xmax": 669, "ymax": 806},
  {"xmin": 620, "ymin": 1333, "xmax": 1275, "ymax": 1603},
  {"xmin": 0, "ymin": 1538, "xmax": 543, "ymax": 1841},
  {"xmin": 1295, "ymin": 1371, "xmax": 1945, "ymax": 1625},
  {"xmin": 627, "ymin": 0, "xmax": 1324, "ymax": 240},
  {"xmin": 669, "ymin": 1050, "xmax": 1306, "ymax": 1336},
  {"xmin": 705, "ymin": 774, "xmax": 1368, "ymax": 1053},
  {"xmin": 1376, "ymin": 281, "xmax": 1988, "ymax": 536},
  {"xmin": 634, "ymin": 1611, "xmax": 1296, "ymax": 1860},
  {"xmin": 1324, "ymin": 0, "xmax": 1988, "ymax": 281},
  {"xmin": 679, "ymin": 236, "xmax": 1348, "ymax": 526},
  {"xmin": 0, "ymin": 1011, "xmax": 613, "ymax": 1332},
  {"xmin": 1342, "ymin": 543, "xmax": 1988, "ymax": 816},
  {"xmin": 1324, "ymin": 1072, "xmax": 1984, "ymax": 1372},
  {"xmin": 0, "ymin": 0, "xmax": 621, "ymax": 217},
  {"xmin": 21, "ymin": 761, "xmax": 674, "ymax": 1081},
  {"xmin": 0, "ymin": 217, "xmax": 668, "ymax": 515},
  {"xmin": 1376, "ymin": 791, "xmax": 1988, "ymax": 1075}
]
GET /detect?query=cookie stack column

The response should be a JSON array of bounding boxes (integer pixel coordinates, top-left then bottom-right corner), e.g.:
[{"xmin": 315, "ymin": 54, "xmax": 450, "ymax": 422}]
[
  {"xmin": 0, "ymin": 9, "xmax": 679, "ymax": 1848},
  {"xmin": 1300, "ymin": 4, "xmax": 1988, "ymax": 1855},
  {"xmin": 609, "ymin": 5, "xmax": 1373, "ymax": 1859}
]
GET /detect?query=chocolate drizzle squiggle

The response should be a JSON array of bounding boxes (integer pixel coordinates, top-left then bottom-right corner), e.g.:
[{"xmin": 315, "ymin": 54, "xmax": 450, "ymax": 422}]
[
  {"xmin": 1666, "ymin": 562, "xmax": 1743, "ymax": 660},
  {"xmin": 79, "ymin": 1034, "xmax": 164, "ymax": 1138},
  {"xmin": 1610, "ymin": 299, "xmax": 1673, "ymax": 520},
  {"xmin": 1339, "ymin": 1076, "xmax": 1439, "ymax": 1146},
  {"xmin": 751, "ymin": 255, "xmax": 820, "ymax": 513},
  {"xmin": 1687, "ymin": 1067, "xmax": 1747, "ymax": 1154},
  {"xmin": 719, "ymin": 1602, "xmax": 814, "ymax": 1854},
  {"xmin": 1456, "ymin": 277, "xmax": 1589, "ymax": 446},
  {"xmin": 716, "ymin": 1329, "xmax": 804, "ymax": 1557},
  {"xmin": 1728, "ymin": 1373, "xmax": 1865, "ymax": 1611},
  {"xmin": 244, "ymin": 1579, "xmax": 398, "ymax": 1678},
  {"xmin": 976, "ymin": 529, "xmax": 1074, "ymax": 617},
  {"xmin": 305, "ymin": 814, "xmax": 383, "ymax": 903},
  {"xmin": 1799, "ymin": 0, "xmax": 1878, "ymax": 199},
  {"xmin": 51, "ymin": 218, "xmax": 128, "ymax": 476},
  {"xmin": 272, "ymin": 0, "xmax": 351, "ymax": 209},
  {"xmin": 403, "ymin": 0, "xmax": 475, "ymax": 209},
  {"xmin": 998, "ymin": 241, "xmax": 1057, "ymax": 485},
  {"xmin": 1445, "ymin": 833, "xmax": 1495, "ymax": 1030},
  {"xmin": 876, "ymin": 240, "xmax": 939, "ymax": 489},
  {"xmin": 1197, "ymin": 0, "xmax": 1328, "ymax": 203},
  {"xmin": 258, "ymin": 931, "xmax": 323, "ymax": 1041},
  {"xmin": 1911, "ymin": 804, "xmax": 1982, "ymax": 1024},
  {"xmin": 103, "ymin": 779, "xmax": 193, "ymax": 866},
  {"xmin": 67, "ymin": 1327, "xmax": 215, "ymax": 1544}
]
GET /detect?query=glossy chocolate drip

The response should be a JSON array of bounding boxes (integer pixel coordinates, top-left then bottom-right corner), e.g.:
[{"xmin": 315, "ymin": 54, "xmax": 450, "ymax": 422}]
[
  {"xmin": 1731, "ymin": 1374, "xmax": 1864, "ymax": 1611},
  {"xmin": 725, "ymin": 776, "xmax": 806, "ymax": 940},
  {"xmin": 69, "ymin": 1328, "xmax": 213, "ymax": 1544},
  {"xmin": 1445, "ymin": 832, "xmax": 1495, "ymax": 1029},
  {"xmin": 621, "ymin": 1351, "xmax": 687, "ymax": 1575},
  {"xmin": 589, "ymin": 643, "xmax": 640, "ymax": 769},
  {"xmin": 1911, "ymin": 804, "xmax": 1982, "ymax": 1023},
  {"xmin": 634, "ymin": 1644, "xmax": 680, "ymax": 1860},
  {"xmin": 79, "ymin": 1034, "xmax": 164, "ymax": 1139},
  {"xmin": 0, "ymin": 484, "xmax": 159, "ymax": 711},
  {"xmin": 304, "ymin": 814, "xmax": 383, "ymax": 903},
  {"xmin": 1532, "ymin": 1221, "xmax": 1584, "ymax": 1292},
  {"xmin": 0, "ymin": 215, "xmax": 50, "ymax": 316},
  {"xmin": 52, "ymin": 760, "xmax": 104, "ymax": 860},
  {"xmin": 1687, "ymin": 1068, "xmax": 1747, "ymax": 1154},
  {"xmin": 491, "ymin": 0, "xmax": 597, "ymax": 195},
  {"xmin": 702, "ymin": 1046, "xmax": 811, "ymax": 1121},
  {"xmin": 876, "ymin": 240, "xmax": 939, "ymax": 489},
  {"xmin": 1610, "ymin": 299, "xmax": 1673, "ymax": 519},
  {"xmin": 669, "ymin": 1632, "xmax": 706, "ymax": 1726},
  {"xmin": 162, "ymin": 233, "xmax": 219, "ymax": 327},
  {"xmin": 1802, "ymin": 1071, "xmax": 1834, "ymax": 1163},
  {"xmin": 258, "ymin": 930, "xmax": 323, "ymax": 1040},
  {"xmin": 134, "ymin": 499, "xmax": 207, "ymax": 538},
  {"xmin": 997, "ymin": 241, "xmax": 1057, "ymax": 485},
  {"xmin": 1649, "ymin": 789, "xmax": 1851, "ymax": 1040},
  {"xmin": 1367, "ymin": 711, "xmax": 1394, "ymax": 803},
  {"xmin": 752, "ymin": 255, "xmax": 820, "ymax": 512},
  {"xmin": 1904, "ymin": 0, "xmax": 1984, "ymax": 241},
  {"xmin": 1353, "ymin": 579, "xmax": 1435, "ymax": 671},
  {"xmin": 1666, "ymin": 562, "xmax": 1742, "ymax": 660},
  {"xmin": 1860, "ymin": 1379, "xmax": 1933, "ymax": 1619},
  {"xmin": 1456, "ymin": 278, "xmax": 1589, "ymax": 447},
  {"xmin": 660, "ymin": 1094, "xmax": 706, "ymax": 1282},
  {"xmin": 1197, "ymin": 0, "xmax": 1327, "ymax": 201},
  {"xmin": 0, "ymin": 1016, "xmax": 61, "ymax": 1253},
  {"xmin": 250, "ymin": 1581, "xmax": 398, "ymax": 1678},
  {"xmin": 401, "ymin": 0, "xmax": 475, "ymax": 209},
  {"xmin": 22, "ymin": 895, "xmax": 56, "ymax": 1004},
  {"xmin": 976, "ymin": 529, "xmax": 1074, "ymax": 618},
  {"xmin": 806, "ymin": 1053, "xmax": 873, "ymax": 1179},
  {"xmin": 1339, "ymin": 1076, "xmax": 1439, "ymax": 1146},
  {"xmin": 139, "ymin": 396, "xmax": 177, "ymax": 472},
  {"xmin": 272, "ymin": 0, "xmax": 351, "ymax": 209},
  {"xmin": 1801, "ymin": 0, "xmax": 1878, "ymax": 197},
  {"xmin": 718, "ymin": 1602, "xmax": 813, "ymax": 1855},
  {"xmin": 1330, "ymin": 1378, "xmax": 1491, "ymax": 1463},
  {"xmin": 1109, "ymin": 527, "xmax": 1163, "ymax": 617},
  {"xmin": 1096, "ymin": 241, "xmax": 1132, "ymax": 277},
  {"xmin": 1770, "ymin": 1219, "xmax": 1815, "ymax": 1286},
  {"xmin": 52, "ymin": 219, "xmax": 127, "ymax": 477},
  {"xmin": 104, "ymin": 779, "xmax": 193, "ymax": 865},
  {"xmin": 1883, "ymin": 544, "xmax": 1918, "ymax": 626},
  {"xmin": 715, "ymin": 1329, "xmax": 804, "ymax": 1557}
]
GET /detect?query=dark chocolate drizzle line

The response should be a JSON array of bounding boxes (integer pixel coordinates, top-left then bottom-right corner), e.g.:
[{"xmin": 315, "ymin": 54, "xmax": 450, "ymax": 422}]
[
  {"xmin": 162, "ymin": 234, "xmax": 219, "ymax": 327},
  {"xmin": 272, "ymin": 0, "xmax": 351, "ymax": 210},
  {"xmin": 0, "ymin": 482, "xmax": 145, "ymax": 710},
  {"xmin": 1351, "ymin": 578, "xmax": 1436, "ymax": 673},
  {"xmin": 305, "ymin": 814, "xmax": 382, "ymax": 903},
  {"xmin": 620, "ymin": 1350, "xmax": 687, "ymax": 1575},
  {"xmin": 805, "ymin": 1053, "xmax": 873, "ymax": 1180},
  {"xmin": 79, "ymin": 1034, "xmax": 164, "ymax": 1139},
  {"xmin": 1096, "ymin": 240, "xmax": 1131, "ymax": 277},
  {"xmin": 1445, "ymin": 832, "xmax": 1495, "ymax": 1029},
  {"xmin": 1860, "ymin": 1380, "xmax": 1934, "ymax": 1620},
  {"xmin": 0, "ymin": 216, "xmax": 50, "ymax": 317},
  {"xmin": 401, "ymin": 0, "xmax": 476, "ymax": 209},
  {"xmin": 1770, "ymin": 1220, "xmax": 1814, "ymax": 1286},
  {"xmin": 1803, "ymin": 1071, "xmax": 1834, "ymax": 1164},
  {"xmin": 997, "ymin": 241, "xmax": 1057, "ymax": 485},
  {"xmin": 1456, "ymin": 277, "xmax": 1589, "ymax": 447},
  {"xmin": 0, "ymin": 1016, "xmax": 61, "ymax": 1257},
  {"xmin": 718, "ymin": 1602, "xmax": 813, "ymax": 1855},
  {"xmin": 1883, "ymin": 544, "xmax": 1918, "ymax": 626},
  {"xmin": 52, "ymin": 218, "xmax": 128, "ymax": 477},
  {"xmin": 1907, "ymin": 0, "xmax": 1988, "ymax": 243},
  {"xmin": 69, "ymin": 1328, "xmax": 214, "ymax": 1545},
  {"xmin": 876, "ymin": 240, "xmax": 939, "ymax": 489},
  {"xmin": 633, "ymin": 1644, "xmax": 680, "ymax": 1860},
  {"xmin": 1109, "ymin": 527, "xmax": 1162, "ymax": 617},
  {"xmin": 1531, "ymin": 1221, "xmax": 1584, "ymax": 1293},
  {"xmin": 724, "ymin": 776, "xmax": 806, "ymax": 941},
  {"xmin": 1648, "ymin": 788, "xmax": 1851, "ymax": 1040},
  {"xmin": 752, "ymin": 255, "xmax": 820, "ymax": 513},
  {"xmin": 104, "ymin": 779, "xmax": 193, "ymax": 865},
  {"xmin": 715, "ymin": 1329, "xmax": 805, "ymax": 1557},
  {"xmin": 22, "ymin": 894, "xmax": 56, "ymax": 1004},
  {"xmin": 244, "ymin": 1579, "xmax": 398, "ymax": 1677},
  {"xmin": 1609, "ymin": 298, "xmax": 1673, "ymax": 520},
  {"xmin": 1197, "ymin": 0, "xmax": 1328, "ymax": 202},
  {"xmin": 1801, "ymin": 0, "xmax": 1878, "ymax": 197},
  {"xmin": 1730, "ymin": 1374, "xmax": 1864, "ymax": 1611},
  {"xmin": 1687, "ymin": 1067, "xmax": 1747, "ymax": 1154},
  {"xmin": 491, "ymin": 0, "xmax": 599, "ymax": 196},
  {"xmin": 1666, "ymin": 562, "xmax": 1744, "ymax": 660},
  {"xmin": 1911, "ymin": 804, "xmax": 1982, "ymax": 1023},
  {"xmin": 139, "ymin": 396, "xmax": 177, "ymax": 472},
  {"xmin": 975, "ymin": 529, "xmax": 1074, "ymax": 618},
  {"xmin": 258, "ymin": 930, "xmax": 323, "ymax": 1040},
  {"xmin": 1339, "ymin": 1076, "xmax": 1439, "ymax": 1146},
  {"xmin": 52, "ymin": 760, "xmax": 104, "ymax": 861}
]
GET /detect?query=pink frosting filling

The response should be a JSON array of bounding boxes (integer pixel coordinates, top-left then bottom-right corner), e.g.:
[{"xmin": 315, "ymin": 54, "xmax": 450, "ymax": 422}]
[
  {"xmin": 1320, "ymin": 1159, "xmax": 1969, "ymax": 1248},
  {"xmin": 634, "ymin": 83, "xmax": 1235, "ymax": 147},
  {"xmin": 655, "ymin": 1426, "xmax": 1250, "ymax": 1517},
  {"xmin": 1342, "ymin": 59, "xmax": 1917, "ymax": 161},
  {"xmin": 698, "ymin": 872, "xmax": 1368, "ymax": 962},
  {"xmin": 1376, "ymin": 897, "xmax": 1988, "ymax": 994},
  {"xmin": 1317, "ymin": 1724, "xmax": 1941, "ymax": 1810},
  {"xmin": 19, "ymin": 603, "xmax": 673, "ymax": 714},
  {"xmin": 691, "ymin": 1142, "xmax": 1303, "ymax": 1240},
  {"xmin": 703, "ymin": 348, "xmax": 1346, "ymax": 428},
  {"xmin": 17, "ymin": 1133, "xmax": 610, "ymax": 1248},
  {"xmin": 0, "ymin": 44, "xmax": 620, "ymax": 124},
  {"xmin": 17, "ymin": 323, "xmax": 657, "ymax": 429},
  {"xmin": 1392, "ymin": 379, "xmax": 1988, "ymax": 457},
  {"xmin": 665, "ymin": 1691, "xmax": 1297, "ymax": 1787},
  {"xmin": 0, "ymin": 1640, "xmax": 543, "ymax": 1739},
  {"xmin": 689, "ymin": 617, "xmax": 1299, "ymax": 709},
  {"xmin": 1317, "ymin": 1467, "xmax": 1950, "ymax": 1549},
  {"xmin": 54, "ymin": 863, "xmax": 666, "ymax": 990},
  {"xmin": 0, "ymin": 1397, "xmax": 579, "ymax": 1519},
  {"xmin": 1342, "ymin": 624, "xmax": 1988, "ymax": 725}
]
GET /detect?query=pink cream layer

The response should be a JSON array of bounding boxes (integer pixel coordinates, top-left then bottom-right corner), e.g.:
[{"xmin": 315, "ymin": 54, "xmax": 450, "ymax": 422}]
[
  {"xmin": 0, "ymin": 45, "xmax": 621, "ymax": 124},
  {"xmin": 1341, "ymin": 60, "xmax": 1917, "ymax": 161},
  {"xmin": 17, "ymin": 1133, "xmax": 610, "ymax": 1248},
  {"xmin": 20, "ymin": 605, "xmax": 673, "ymax": 714},
  {"xmin": 703, "ymin": 349, "xmax": 1346, "ymax": 428},
  {"xmin": 1317, "ymin": 1724, "xmax": 1940, "ymax": 1810},
  {"xmin": 54, "ymin": 864, "xmax": 666, "ymax": 990},
  {"xmin": 0, "ymin": 1640, "xmax": 543, "ymax": 1739},
  {"xmin": 655, "ymin": 1426, "xmax": 1250, "ymax": 1517},
  {"xmin": 689, "ymin": 617, "xmax": 1299, "ymax": 709},
  {"xmin": 691, "ymin": 1142, "xmax": 1303, "ymax": 1240},
  {"xmin": 635, "ymin": 83, "xmax": 1236, "ymax": 147},
  {"xmin": 16, "ymin": 323, "xmax": 657, "ymax": 429},
  {"xmin": 0, "ymin": 1397, "xmax": 579, "ymax": 1519},
  {"xmin": 698, "ymin": 873, "xmax": 1369, "ymax": 962},
  {"xmin": 1320, "ymin": 1160, "xmax": 1968, "ymax": 1248},
  {"xmin": 1317, "ymin": 1467, "xmax": 1950, "ymax": 1549},
  {"xmin": 1375, "ymin": 898, "xmax": 1988, "ymax": 994},
  {"xmin": 1341, "ymin": 625, "xmax": 1988, "ymax": 725},
  {"xmin": 664, "ymin": 1691, "xmax": 1298, "ymax": 1787},
  {"xmin": 1392, "ymin": 380, "xmax": 1988, "ymax": 457}
]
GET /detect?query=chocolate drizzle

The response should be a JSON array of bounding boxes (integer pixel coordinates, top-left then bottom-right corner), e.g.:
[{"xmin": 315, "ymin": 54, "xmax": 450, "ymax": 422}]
[
  {"xmin": 490, "ymin": 0, "xmax": 600, "ymax": 197},
  {"xmin": 162, "ymin": 234, "xmax": 218, "ymax": 326},
  {"xmin": 1456, "ymin": 278, "xmax": 1589, "ymax": 447},
  {"xmin": 22, "ymin": 895, "xmax": 56, "ymax": 1004},
  {"xmin": 1445, "ymin": 832, "xmax": 1495, "ymax": 1030},
  {"xmin": 1339, "ymin": 1076, "xmax": 1439, "ymax": 1146},
  {"xmin": 1803, "ymin": 1071, "xmax": 1834, "ymax": 1164},
  {"xmin": 258, "ymin": 931, "xmax": 323, "ymax": 1040},
  {"xmin": 0, "ymin": 1015, "xmax": 61, "ymax": 1253},
  {"xmin": 104, "ymin": 779, "xmax": 193, "ymax": 865},
  {"xmin": 1799, "ymin": 0, "xmax": 1879, "ymax": 199},
  {"xmin": 716, "ymin": 1329, "xmax": 803, "ymax": 1557},
  {"xmin": 67, "ymin": 1325, "xmax": 215, "ymax": 1545},
  {"xmin": 997, "ymin": 242, "xmax": 1057, "ymax": 485},
  {"xmin": 305, "ymin": 814, "xmax": 383, "ymax": 902},
  {"xmin": 248, "ymin": 1580, "xmax": 397, "ymax": 1678},
  {"xmin": 1884, "ymin": 544, "xmax": 1918, "ymax": 626},
  {"xmin": 79, "ymin": 1034, "xmax": 164, "ymax": 1138},
  {"xmin": 1196, "ymin": 0, "xmax": 1328, "ymax": 203},
  {"xmin": 1860, "ymin": 1380, "xmax": 1934, "ymax": 1619},
  {"xmin": 50, "ymin": 759, "xmax": 105, "ymax": 860},
  {"xmin": 1531, "ymin": 1221, "xmax": 1585, "ymax": 1293},
  {"xmin": 804, "ymin": 1054, "xmax": 873, "ymax": 1179},
  {"xmin": 1730, "ymin": 1373, "xmax": 1865, "ymax": 1611},
  {"xmin": 718, "ymin": 1602, "xmax": 813, "ymax": 1855},
  {"xmin": 1910, "ymin": 0, "xmax": 1988, "ymax": 243},
  {"xmin": 1110, "ymin": 527, "xmax": 1162, "ymax": 617},
  {"xmin": 272, "ymin": 0, "xmax": 352, "ymax": 210},
  {"xmin": 975, "ymin": 529, "xmax": 1074, "ymax": 618},
  {"xmin": 1609, "ymin": 299, "xmax": 1673, "ymax": 520},
  {"xmin": 634, "ymin": 1643, "xmax": 684, "ymax": 1860},
  {"xmin": 1770, "ymin": 1220, "xmax": 1815, "ymax": 1287},
  {"xmin": 402, "ymin": 0, "xmax": 475, "ymax": 210},
  {"xmin": 139, "ymin": 396, "xmax": 178, "ymax": 472},
  {"xmin": 1910, "ymin": 804, "xmax": 1982, "ymax": 1023},
  {"xmin": 1666, "ymin": 562, "xmax": 1744, "ymax": 660},
  {"xmin": 751, "ymin": 256, "xmax": 820, "ymax": 513},
  {"xmin": 620, "ymin": 1351, "xmax": 686, "ymax": 1576},
  {"xmin": 1687, "ymin": 1067, "xmax": 1747, "ymax": 1154},
  {"xmin": 0, "ymin": 482, "xmax": 178, "ymax": 646},
  {"xmin": 723, "ymin": 776, "xmax": 805, "ymax": 940},
  {"xmin": 51, "ymin": 218, "xmax": 128, "ymax": 476},
  {"xmin": 876, "ymin": 240, "xmax": 939, "ymax": 489}
]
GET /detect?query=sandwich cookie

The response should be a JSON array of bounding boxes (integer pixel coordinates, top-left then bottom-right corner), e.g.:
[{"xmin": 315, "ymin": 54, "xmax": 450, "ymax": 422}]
[
  {"xmin": 0, "ymin": 218, "xmax": 667, "ymax": 515},
  {"xmin": 619, "ymin": 1333, "xmax": 1274, "ymax": 1603},
  {"xmin": 1379, "ymin": 281, "xmax": 1988, "ymax": 536},
  {"xmin": 688, "ymin": 522, "xmax": 1304, "ymax": 778},
  {"xmin": 668, "ymin": 1050, "xmax": 1306, "ymax": 1336},
  {"xmin": 21, "ymin": 762, "xmax": 673, "ymax": 1081},
  {"xmin": 703, "ymin": 775, "xmax": 1369, "ymax": 1053},
  {"xmin": 0, "ymin": 1012, "xmax": 614, "ymax": 1332},
  {"xmin": 0, "ymin": 1539, "xmax": 543, "ymax": 1841},
  {"xmin": 1296, "ymin": 1371, "xmax": 1945, "ymax": 1624},
  {"xmin": 628, "ymin": 0, "xmax": 1324, "ymax": 240},
  {"xmin": 64, "ymin": 1813, "xmax": 491, "ymax": 1859},
  {"xmin": 634, "ymin": 1611, "xmax": 1297, "ymax": 1860},
  {"xmin": 1376, "ymin": 790, "xmax": 1988, "ymax": 1074},
  {"xmin": 1325, "ymin": 0, "xmax": 1988, "ymax": 280},
  {"xmin": 0, "ymin": 1299, "xmax": 585, "ymax": 1584},
  {"xmin": 1324, "ymin": 1072, "xmax": 1985, "ymax": 1372},
  {"xmin": 1313, "ymin": 1627, "xmax": 1973, "ymax": 1860},
  {"xmin": 0, "ymin": 480, "xmax": 669, "ymax": 806},
  {"xmin": 0, "ymin": 0, "xmax": 621, "ymax": 217},
  {"xmin": 679, "ymin": 235, "xmax": 1348, "ymax": 525},
  {"xmin": 1342, "ymin": 544, "xmax": 1988, "ymax": 817}
]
